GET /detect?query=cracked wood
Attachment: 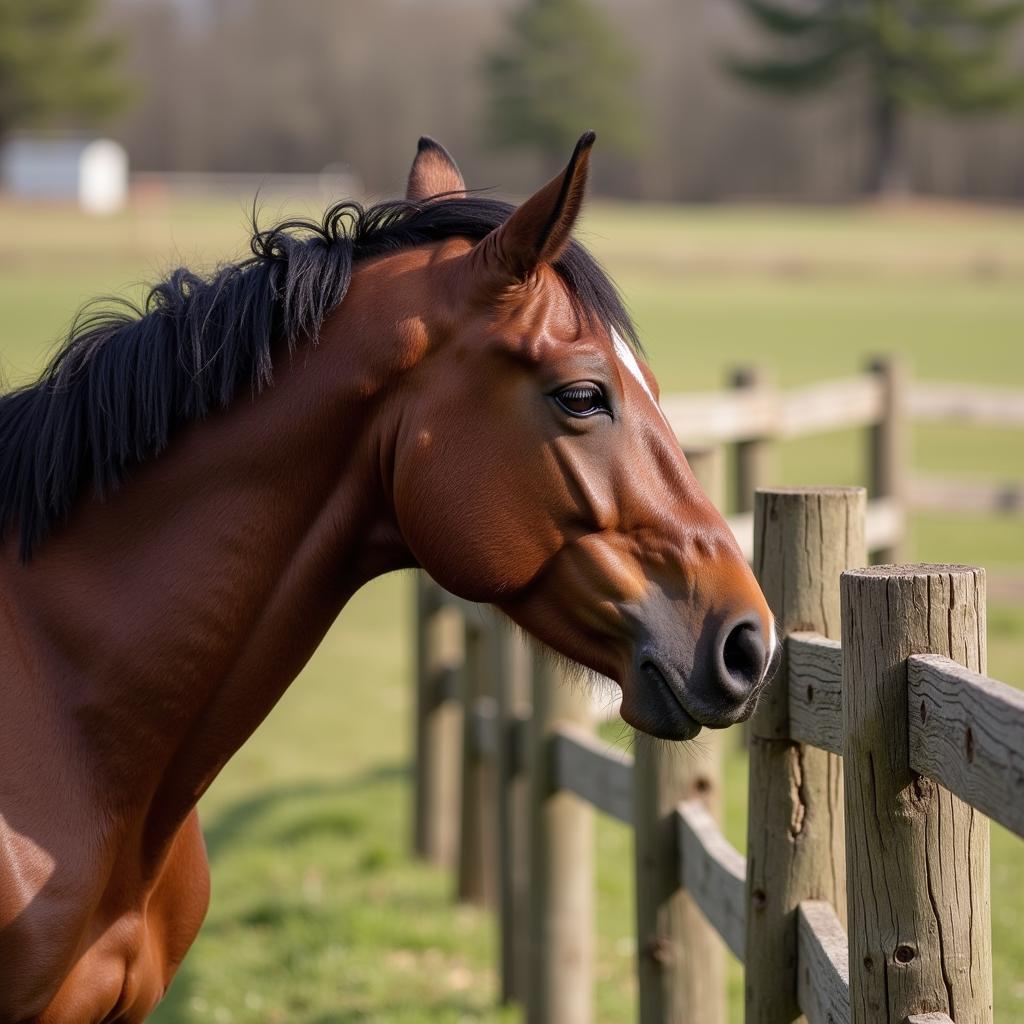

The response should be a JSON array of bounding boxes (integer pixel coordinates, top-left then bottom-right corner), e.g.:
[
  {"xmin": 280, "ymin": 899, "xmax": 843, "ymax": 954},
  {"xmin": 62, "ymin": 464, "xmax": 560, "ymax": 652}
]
[{"xmin": 746, "ymin": 487, "xmax": 865, "ymax": 1022}]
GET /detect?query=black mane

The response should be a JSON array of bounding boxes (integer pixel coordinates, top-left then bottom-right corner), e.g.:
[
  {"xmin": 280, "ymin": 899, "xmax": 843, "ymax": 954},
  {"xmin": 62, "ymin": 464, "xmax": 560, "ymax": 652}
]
[{"xmin": 0, "ymin": 196, "xmax": 638, "ymax": 560}]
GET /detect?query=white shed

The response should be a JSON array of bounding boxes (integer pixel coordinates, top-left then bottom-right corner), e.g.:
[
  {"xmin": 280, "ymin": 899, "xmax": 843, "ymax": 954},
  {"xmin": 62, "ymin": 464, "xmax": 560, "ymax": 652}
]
[{"xmin": 0, "ymin": 136, "xmax": 129, "ymax": 214}]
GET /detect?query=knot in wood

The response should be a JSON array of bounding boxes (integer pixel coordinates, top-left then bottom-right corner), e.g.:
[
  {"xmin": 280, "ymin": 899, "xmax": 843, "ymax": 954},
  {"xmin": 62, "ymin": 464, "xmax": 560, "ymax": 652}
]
[
  {"xmin": 894, "ymin": 943, "xmax": 916, "ymax": 966},
  {"xmin": 643, "ymin": 936, "xmax": 674, "ymax": 967}
]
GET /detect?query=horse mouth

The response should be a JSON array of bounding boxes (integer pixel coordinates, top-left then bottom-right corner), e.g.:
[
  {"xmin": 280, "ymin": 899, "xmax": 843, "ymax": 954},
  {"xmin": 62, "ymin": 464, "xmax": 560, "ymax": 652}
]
[{"xmin": 632, "ymin": 659, "xmax": 703, "ymax": 741}]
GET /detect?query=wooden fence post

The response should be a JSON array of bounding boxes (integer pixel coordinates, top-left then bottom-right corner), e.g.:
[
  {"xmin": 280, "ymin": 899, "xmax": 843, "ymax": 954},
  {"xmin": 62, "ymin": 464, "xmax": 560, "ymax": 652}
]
[
  {"xmin": 457, "ymin": 615, "xmax": 498, "ymax": 906},
  {"xmin": 413, "ymin": 573, "xmax": 463, "ymax": 867},
  {"xmin": 731, "ymin": 366, "xmax": 774, "ymax": 513},
  {"xmin": 634, "ymin": 734, "xmax": 724, "ymax": 1024},
  {"xmin": 496, "ymin": 621, "xmax": 532, "ymax": 1003},
  {"xmin": 745, "ymin": 487, "xmax": 866, "ymax": 1022},
  {"xmin": 868, "ymin": 356, "xmax": 907, "ymax": 563},
  {"xmin": 633, "ymin": 443, "xmax": 727, "ymax": 1024},
  {"xmin": 527, "ymin": 654, "xmax": 594, "ymax": 1024},
  {"xmin": 842, "ymin": 564, "xmax": 992, "ymax": 1023}
]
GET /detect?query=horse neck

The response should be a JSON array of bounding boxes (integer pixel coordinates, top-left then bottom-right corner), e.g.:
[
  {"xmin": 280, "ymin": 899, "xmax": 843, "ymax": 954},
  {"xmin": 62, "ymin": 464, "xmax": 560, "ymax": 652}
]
[{"xmin": 1, "ymin": 296, "xmax": 413, "ymax": 852}]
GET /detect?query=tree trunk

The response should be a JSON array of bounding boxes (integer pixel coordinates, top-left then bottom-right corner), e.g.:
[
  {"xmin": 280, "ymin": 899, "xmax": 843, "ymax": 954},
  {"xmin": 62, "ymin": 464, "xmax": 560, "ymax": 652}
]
[{"xmin": 866, "ymin": 91, "xmax": 909, "ymax": 197}]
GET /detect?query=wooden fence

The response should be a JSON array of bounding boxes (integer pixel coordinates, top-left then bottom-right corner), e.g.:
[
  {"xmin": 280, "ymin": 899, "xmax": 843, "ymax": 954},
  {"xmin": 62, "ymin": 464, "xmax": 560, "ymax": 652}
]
[
  {"xmin": 653, "ymin": 358, "xmax": 1024, "ymax": 564},
  {"xmin": 413, "ymin": 487, "xmax": 1024, "ymax": 1023}
]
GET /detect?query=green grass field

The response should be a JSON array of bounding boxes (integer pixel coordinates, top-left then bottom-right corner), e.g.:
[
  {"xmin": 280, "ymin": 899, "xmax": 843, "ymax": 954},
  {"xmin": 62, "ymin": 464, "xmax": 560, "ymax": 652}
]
[{"xmin": 1, "ymin": 196, "xmax": 1021, "ymax": 1022}]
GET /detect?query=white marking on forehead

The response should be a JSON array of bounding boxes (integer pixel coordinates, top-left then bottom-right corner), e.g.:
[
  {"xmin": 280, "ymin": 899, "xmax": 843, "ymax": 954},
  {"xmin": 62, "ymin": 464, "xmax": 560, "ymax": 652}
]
[{"xmin": 611, "ymin": 329, "xmax": 656, "ymax": 403}]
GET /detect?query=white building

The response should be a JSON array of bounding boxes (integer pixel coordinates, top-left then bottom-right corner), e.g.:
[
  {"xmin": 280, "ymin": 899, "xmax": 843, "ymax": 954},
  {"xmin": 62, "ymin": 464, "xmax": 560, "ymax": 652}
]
[{"xmin": 0, "ymin": 136, "xmax": 129, "ymax": 214}]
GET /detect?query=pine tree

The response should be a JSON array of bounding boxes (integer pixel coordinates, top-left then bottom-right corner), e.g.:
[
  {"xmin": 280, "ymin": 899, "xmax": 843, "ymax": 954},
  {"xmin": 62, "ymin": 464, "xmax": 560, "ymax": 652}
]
[
  {"xmin": 728, "ymin": 0, "xmax": 1024, "ymax": 193},
  {"xmin": 484, "ymin": 0, "xmax": 642, "ymax": 175},
  {"xmin": 0, "ymin": 0, "xmax": 129, "ymax": 140}
]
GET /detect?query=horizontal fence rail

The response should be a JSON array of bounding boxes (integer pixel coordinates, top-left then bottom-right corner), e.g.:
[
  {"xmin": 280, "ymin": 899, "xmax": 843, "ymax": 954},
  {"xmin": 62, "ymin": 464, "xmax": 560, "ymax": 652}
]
[
  {"xmin": 659, "ymin": 375, "xmax": 1024, "ymax": 444},
  {"xmin": 551, "ymin": 724, "xmax": 634, "ymax": 825},
  {"xmin": 656, "ymin": 363, "xmax": 1024, "ymax": 565},
  {"xmin": 675, "ymin": 799, "xmax": 746, "ymax": 961},
  {"xmin": 786, "ymin": 632, "xmax": 843, "ymax": 755},
  {"xmin": 411, "ymin": 362, "xmax": 1024, "ymax": 1024},
  {"xmin": 797, "ymin": 901, "xmax": 851, "ymax": 1024},
  {"xmin": 909, "ymin": 653, "xmax": 1024, "ymax": 839},
  {"xmin": 784, "ymin": 632, "xmax": 1024, "ymax": 841}
]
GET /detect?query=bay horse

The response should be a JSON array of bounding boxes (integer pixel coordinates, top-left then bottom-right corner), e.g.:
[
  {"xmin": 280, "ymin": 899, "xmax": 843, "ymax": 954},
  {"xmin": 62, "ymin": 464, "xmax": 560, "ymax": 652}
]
[{"xmin": 0, "ymin": 133, "xmax": 776, "ymax": 1021}]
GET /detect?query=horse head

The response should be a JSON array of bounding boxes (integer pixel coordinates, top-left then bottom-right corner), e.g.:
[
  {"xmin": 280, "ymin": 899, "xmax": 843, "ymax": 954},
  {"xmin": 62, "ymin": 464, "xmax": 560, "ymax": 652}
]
[{"xmin": 392, "ymin": 134, "xmax": 778, "ymax": 740}]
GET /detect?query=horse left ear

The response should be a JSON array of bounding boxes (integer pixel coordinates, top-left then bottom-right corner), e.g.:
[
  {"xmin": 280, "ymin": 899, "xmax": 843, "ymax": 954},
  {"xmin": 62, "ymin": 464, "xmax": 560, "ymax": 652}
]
[
  {"xmin": 472, "ymin": 131, "xmax": 595, "ymax": 287},
  {"xmin": 407, "ymin": 136, "xmax": 466, "ymax": 202}
]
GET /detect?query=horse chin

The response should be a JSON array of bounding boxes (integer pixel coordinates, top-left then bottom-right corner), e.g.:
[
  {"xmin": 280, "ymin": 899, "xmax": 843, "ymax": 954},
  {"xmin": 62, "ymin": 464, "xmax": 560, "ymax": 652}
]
[{"xmin": 619, "ymin": 661, "xmax": 704, "ymax": 742}]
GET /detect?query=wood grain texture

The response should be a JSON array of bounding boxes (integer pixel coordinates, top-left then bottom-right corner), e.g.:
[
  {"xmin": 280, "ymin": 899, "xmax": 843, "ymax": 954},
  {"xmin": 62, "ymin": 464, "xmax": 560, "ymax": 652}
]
[
  {"xmin": 787, "ymin": 632, "xmax": 843, "ymax": 755},
  {"xmin": 527, "ymin": 656, "xmax": 594, "ymax": 1024},
  {"xmin": 797, "ymin": 900, "xmax": 851, "ymax": 1024},
  {"xmin": 842, "ymin": 565, "xmax": 992, "ymax": 1024},
  {"xmin": 909, "ymin": 652, "xmax": 1024, "ymax": 840},
  {"xmin": 676, "ymin": 799, "xmax": 747, "ymax": 961},
  {"xmin": 551, "ymin": 723, "xmax": 634, "ymax": 825},
  {"xmin": 634, "ymin": 731, "xmax": 725, "ymax": 1024},
  {"xmin": 746, "ymin": 487, "xmax": 865, "ymax": 1022}
]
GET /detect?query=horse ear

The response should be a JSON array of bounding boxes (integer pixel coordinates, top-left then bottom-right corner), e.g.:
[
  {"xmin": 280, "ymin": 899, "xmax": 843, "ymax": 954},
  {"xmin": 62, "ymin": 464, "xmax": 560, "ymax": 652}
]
[
  {"xmin": 472, "ymin": 131, "xmax": 595, "ymax": 286},
  {"xmin": 407, "ymin": 136, "xmax": 466, "ymax": 202}
]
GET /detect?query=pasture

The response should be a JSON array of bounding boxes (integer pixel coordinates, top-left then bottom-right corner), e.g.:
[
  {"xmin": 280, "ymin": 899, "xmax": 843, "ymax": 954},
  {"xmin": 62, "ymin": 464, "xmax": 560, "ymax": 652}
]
[{"xmin": 1, "ymin": 196, "xmax": 1021, "ymax": 1022}]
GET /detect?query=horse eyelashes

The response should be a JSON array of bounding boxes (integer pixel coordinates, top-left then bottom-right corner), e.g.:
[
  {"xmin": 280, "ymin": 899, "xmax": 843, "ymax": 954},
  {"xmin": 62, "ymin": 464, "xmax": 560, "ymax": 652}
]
[{"xmin": 554, "ymin": 385, "xmax": 608, "ymax": 417}]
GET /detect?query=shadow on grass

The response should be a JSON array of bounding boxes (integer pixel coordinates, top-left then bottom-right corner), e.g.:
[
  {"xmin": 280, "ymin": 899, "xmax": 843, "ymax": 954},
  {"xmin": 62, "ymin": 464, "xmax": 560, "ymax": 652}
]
[
  {"xmin": 202, "ymin": 762, "xmax": 408, "ymax": 857},
  {"xmin": 152, "ymin": 762, "xmax": 415, "ymax": 1024}
]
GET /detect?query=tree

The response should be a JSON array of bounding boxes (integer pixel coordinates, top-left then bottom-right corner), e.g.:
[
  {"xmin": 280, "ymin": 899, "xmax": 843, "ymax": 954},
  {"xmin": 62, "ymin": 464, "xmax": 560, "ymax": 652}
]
[
  {"xmin": 484, "ymin": 0, "xmax": 643, "ymax": 176},
  {"xmin": 728, "ymin": 0, "xmax": 1024, "ymax": 194},
  {"xmin": 0, "ymin": 0, "xmax": 129, "ymax": 140}
]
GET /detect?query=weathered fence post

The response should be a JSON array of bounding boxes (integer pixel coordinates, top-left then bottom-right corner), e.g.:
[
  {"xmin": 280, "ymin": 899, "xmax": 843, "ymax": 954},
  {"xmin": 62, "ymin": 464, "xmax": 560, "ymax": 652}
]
[
  {"xmin": 496, "ymin": 621, "xmax": 531, "ymax": 1003},
  {"xmin": 868, "ymin": 356, "xmax": 907, "ymax": 562},
  {"xmin": 634, "ymin": 733, "xmax": 724, "ymax": 1024},
  {"xmin": 745, "ymin": 486, "xmax": 866, "ymax": 1022},
  {"xmin": 457, "ymin": 615, "xmax": 497, "ymax": 906},
  {"xmin": 633, "ymin": 444, "xmax": 727, "ymax": 1024},
  {"xmin": 842, "ymin": 564, "xmax": 992, "ymax": 1023},
  {"xmin": 731, "ymin": 365, "xmax": 774, "ymax": 513},
  {"xmin": 527, "ymin": 654, "xmax": 594, "ymax": 1024},
  {"xmin": 413, "ymin": 574, "xmax": 463, "ymax": 867}
]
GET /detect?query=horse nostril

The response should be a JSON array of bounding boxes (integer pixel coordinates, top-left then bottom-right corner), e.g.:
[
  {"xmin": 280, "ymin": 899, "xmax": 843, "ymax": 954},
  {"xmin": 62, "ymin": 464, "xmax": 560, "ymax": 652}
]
[{"xmin": 718, "ymin": 615, "xmax": 768, "ymax": 699}]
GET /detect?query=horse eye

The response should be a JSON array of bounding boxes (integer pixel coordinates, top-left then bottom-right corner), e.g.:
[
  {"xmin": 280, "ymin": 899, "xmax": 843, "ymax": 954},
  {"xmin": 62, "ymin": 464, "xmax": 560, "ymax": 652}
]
[{"xmin": 553, "ymin": 384, "xmax": 609, "ymax": 418}]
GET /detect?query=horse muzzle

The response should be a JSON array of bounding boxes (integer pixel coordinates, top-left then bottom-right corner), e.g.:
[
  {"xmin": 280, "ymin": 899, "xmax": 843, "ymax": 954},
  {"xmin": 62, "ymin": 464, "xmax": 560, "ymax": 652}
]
[{"xmin": 620, "ymin": 608, "xmax": 779, "ymax": 741}]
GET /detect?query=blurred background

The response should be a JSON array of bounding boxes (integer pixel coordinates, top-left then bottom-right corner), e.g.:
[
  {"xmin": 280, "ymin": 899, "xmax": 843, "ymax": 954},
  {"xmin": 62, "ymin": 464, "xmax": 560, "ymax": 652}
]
[{"xmin": 1, "ymin": 0, "xmax": 1022, "ymax": 1021}]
